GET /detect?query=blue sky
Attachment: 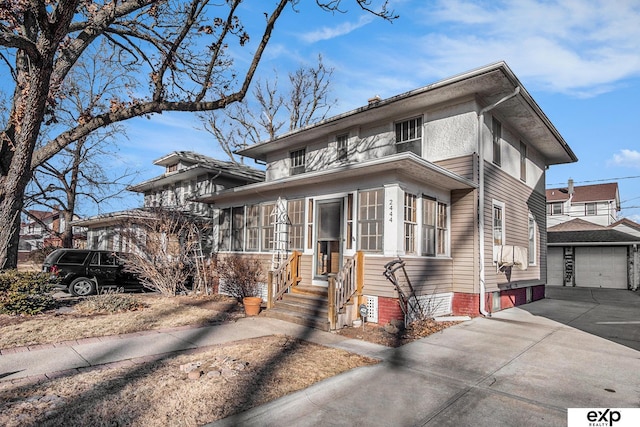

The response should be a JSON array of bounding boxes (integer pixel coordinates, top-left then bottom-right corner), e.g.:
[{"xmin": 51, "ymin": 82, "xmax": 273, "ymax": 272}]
[{"xmin": 117, "ymin": 0, "xmax": 640, "ymax": 221}]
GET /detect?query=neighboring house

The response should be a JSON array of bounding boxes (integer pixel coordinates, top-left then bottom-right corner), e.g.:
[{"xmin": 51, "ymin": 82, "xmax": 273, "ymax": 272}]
[
  {"xmin": 197, "ymin": 62, "xmax": 578, "ymax": 328},
  {"xmin": 73, "ymin": 151, "xmax": 265, "ymax": 252},
  {"xmin": 547, "ymin": 218, "xmax": 640, "ymax": 290},
  {"xmin": 546, "ymin": 180, "xmax": 620, "ymax": 227},
  {"xmin": 19, "ymin": 208, "xmax": 84, "ymax": 261}
]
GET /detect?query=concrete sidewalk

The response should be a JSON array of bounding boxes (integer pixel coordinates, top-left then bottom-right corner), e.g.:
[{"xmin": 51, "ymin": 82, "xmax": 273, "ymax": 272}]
[{"xmin": 2, "ymin": 288, "xmax": 639, "ymax": 426}]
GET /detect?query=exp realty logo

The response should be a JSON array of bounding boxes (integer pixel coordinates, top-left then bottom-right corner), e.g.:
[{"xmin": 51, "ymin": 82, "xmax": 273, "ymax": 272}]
[{"xmin": 568, "ymin": 408, "xmax": 640, "ymax": 427}]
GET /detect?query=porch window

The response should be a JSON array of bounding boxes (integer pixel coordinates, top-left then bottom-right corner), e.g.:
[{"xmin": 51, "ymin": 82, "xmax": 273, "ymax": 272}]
[
  {"xmin": 492, "ymin": 118, "xmax": 501, "ymax": 166},
  {"xmin": 395, "ymin": 116, "xmax": 422, "ymax": 156},
  {"xmin": 232, "ymin": 206, "xmax": 245, "ymax": 251},
  {"xmin": 290, "ymin": 149, "xmax": 306, "ymax": 175},
  {"xmin": 288, "ymin": 199, "xmax": 305, "ymax": 250},
  {"xmin": 246, "ymin": 205, "xmax": 260, "ymax": 251},
  {"xmin": 358, "ymin": 189, "xmax": 384, "ymax": 252},
  {"xmin": 218, "ymin": 208, "xmax": 231, "ymax": 251},
  {"xmin": 337, "ymin": 134, "xmax": 349, "ymax": 161},
  {"xmin": 261, "ymin": 203, "xmax": 275, "ymax": 251},
  {"xmin": 437, "ymin": 202, "xmax": 448, "ymax": 255},
  {"xmin": 422, "ymin": 198, "xmax": 448, "ymax": 256},
  {"xmin": 404, "ymin": 193, "xmax": 417, "ymax": 254}
]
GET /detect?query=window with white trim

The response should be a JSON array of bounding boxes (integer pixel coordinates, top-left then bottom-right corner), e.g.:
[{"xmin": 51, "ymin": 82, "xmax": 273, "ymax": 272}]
[
  {"xmin": 290, "ymin": 149, "xmax": 306, "ymax": 175},
  {"xmin": 547, "ymin": 202, "xmax": 563, "ymax": 215},
  {"xmin": 395, "ymin": 116, "xmax": 422, "ymax": 156},
  {"xmin": 493, "ymin": 201, "xmax": 505, "ymax": 246},
  {"xmin": 337, "ymin": 134, "xmax": 348, "ymax": 161},
  {"xmin": 585, "ymin": 203, "xmax": 597, "ymax": 216},
  {"xmin": 358, "ymin": 189, "xmax": 384, "ymax": 252},
  {"xmin": 422, "ymin": 198, "xmax": 448, "ymax": 256},
  {"xmin": 218, "ymin": 208, "xmax": 231, "ymax": 251},
  {"xmin": 288, "ymin": 199, "xmax": 305, "ymax": 250},
  {"xmin": 528, "ymin": 213, "xmax": 536, "ymax": 265},
  {"xmin": 261, "ymin": 203, "xmax": 275, "ymax": 251},
  {"xmin": 404, "ymin": 193, "xmax": 417, "ymax": 254},
  {"xmin": 232, "ymin": 206, "xmax": 245, "ymax": 251},
  {"xmin": 246, "ymin": 205, "xmax": 260, "ymax": 251}
]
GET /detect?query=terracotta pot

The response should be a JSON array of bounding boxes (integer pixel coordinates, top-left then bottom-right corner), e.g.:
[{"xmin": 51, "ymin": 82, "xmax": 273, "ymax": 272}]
[{"xmin": 242, "ymin": 297, "xmax": 262, "ymax": 316}]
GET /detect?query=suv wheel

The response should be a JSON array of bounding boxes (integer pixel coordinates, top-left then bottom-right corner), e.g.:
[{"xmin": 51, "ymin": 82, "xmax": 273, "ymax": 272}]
[{"xmin": 70, "ymin": 277, "xmax": 97, "ymax": 296}]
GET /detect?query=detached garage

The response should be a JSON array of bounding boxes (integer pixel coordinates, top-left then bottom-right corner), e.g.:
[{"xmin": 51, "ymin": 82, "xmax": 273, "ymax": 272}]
[{"xmin": 547, "ymin": 227, "xmax": 640, "ymax": 290}]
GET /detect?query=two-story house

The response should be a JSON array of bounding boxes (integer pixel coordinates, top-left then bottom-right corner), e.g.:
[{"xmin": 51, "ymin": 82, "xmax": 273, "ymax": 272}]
[
  {"xmin": 546, "ymin": 182, "xmax": 640, "ymax": 290},
  {"xmin": 198, "ymin": 62, "xmax": 578, "ymax": 329},
  {"xmin": 74, "ymin": 151, "xmax": 265, "ymax": 252},
  {"xmin": 19, "ymin": 208, "xmax": 84, "ymax": 261},
  {"xmin": 546, "ymin": 180, "xmax": 620, "ymax": 227}
]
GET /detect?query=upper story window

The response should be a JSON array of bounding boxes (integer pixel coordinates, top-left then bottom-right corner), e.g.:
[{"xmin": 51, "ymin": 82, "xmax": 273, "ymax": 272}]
[
  {"xmin": 520, "ymin": 141, "xmax": 527, "ymax": 182},
  {"xmin": 337, "ymin": 134, "xmax": 349, "ymax": 162},
  {"xmin": 492, "ymin": 118, "xmax": 502, "ymax": 166},
  {"xmin": 547, "ymin": 202, "xmax": 563, "ymax": 215},
  {"xmin": 395, "ymin": 116, "xmax": 422, "ymax": 156},
  {"xmin": 290, "ymin": 149, "xmax": 306, "ymax": 175},
  {"xmin": 166, "ymin": 163, "xmax": 178, "ymax": 173},
  {"xmin": 585, "ymin": 203, "xmax": 597, "ymax": 216}
]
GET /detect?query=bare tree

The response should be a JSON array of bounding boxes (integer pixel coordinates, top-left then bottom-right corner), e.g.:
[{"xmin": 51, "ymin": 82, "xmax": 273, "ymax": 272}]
[
  {"xmin": 24, "ymin": 41, "xmax": 138, "ymax": 248},
  {"xmin": 203, "ymin": 55, "xmax": 337, "ymax": 164},
  {"xmin": 0, "ymin": 0, "xmax": 397, "ymax": 269},
  {"xmin": 118, "ymin": 208, "xmax": 209, "ymax": 296}
]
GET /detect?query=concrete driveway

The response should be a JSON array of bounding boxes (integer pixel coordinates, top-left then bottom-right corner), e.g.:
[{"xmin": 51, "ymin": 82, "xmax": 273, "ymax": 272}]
[
  {"xmin": 210, "ymin": 287, "xmax": 640, "ymax": 426},
  {"xmin": 524, "ymin": 286, "xmax": 640, "ymax": 351}
]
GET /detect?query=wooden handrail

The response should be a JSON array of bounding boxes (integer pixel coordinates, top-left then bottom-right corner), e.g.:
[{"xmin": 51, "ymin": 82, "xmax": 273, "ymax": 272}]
[
  {"xmin": 328, "ymin": 252, "xmax": 361, "ymax": 330},
  {"xmin": 268, "ymin": 251, "xmax": 301, "ymax": 308}
]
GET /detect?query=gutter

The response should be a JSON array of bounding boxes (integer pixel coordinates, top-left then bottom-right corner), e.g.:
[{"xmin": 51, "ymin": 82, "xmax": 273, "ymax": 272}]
[{"xmin": 477, "ymin": 87, "xmax": 521, "ymax": 317}]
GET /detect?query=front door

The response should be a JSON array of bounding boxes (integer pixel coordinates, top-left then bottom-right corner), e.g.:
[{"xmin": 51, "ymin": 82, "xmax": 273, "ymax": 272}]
[{"xmin": 315, "ymin": 200, "xmax": 343, "ymax": 282}]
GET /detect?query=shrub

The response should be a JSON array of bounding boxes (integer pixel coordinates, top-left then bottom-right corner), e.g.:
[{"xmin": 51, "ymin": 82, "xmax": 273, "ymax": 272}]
[
  {"xmin": 0, "ymin": 270, "xmax": 57, "ymax": 315},
  {"xmin": 75, "ymin": 290, "xmax": 147, "ymax": 315},
  {"xmin": 217, "ymin": 254, "xmax": 264, "ymax": 301}
]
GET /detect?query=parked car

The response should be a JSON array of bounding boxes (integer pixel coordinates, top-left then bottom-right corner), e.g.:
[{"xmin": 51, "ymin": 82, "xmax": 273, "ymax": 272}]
[{"xmin": 42, "ymin": 249, "xmax": 145, "ymax": 296}]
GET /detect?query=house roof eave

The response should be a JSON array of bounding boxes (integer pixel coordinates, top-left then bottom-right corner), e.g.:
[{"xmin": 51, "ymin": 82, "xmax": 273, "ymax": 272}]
[{"xmin": 196, "ymin": 153, "xmax": 477, "ymax": 205}]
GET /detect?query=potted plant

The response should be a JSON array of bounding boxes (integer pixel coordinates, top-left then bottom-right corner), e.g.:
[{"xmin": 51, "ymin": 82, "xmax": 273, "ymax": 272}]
[{"xmin": 217, "ymin": 254, "xmax": 264, "ymax": 316}]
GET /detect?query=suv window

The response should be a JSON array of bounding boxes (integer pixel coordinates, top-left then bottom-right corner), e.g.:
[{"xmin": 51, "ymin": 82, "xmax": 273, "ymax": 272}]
[
  {"xmin": 91, "ymin": 252, "xmax": 118, "ymax": 266},
  {"xmin": 58, "ymin": 251, "xmax": 90, "ymax": 264}
]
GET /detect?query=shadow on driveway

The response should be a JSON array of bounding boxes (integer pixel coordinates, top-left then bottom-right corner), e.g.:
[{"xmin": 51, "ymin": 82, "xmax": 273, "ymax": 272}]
[{"xmin": 521, "ymin": 286, "xmax": 640, "ymax": 351}]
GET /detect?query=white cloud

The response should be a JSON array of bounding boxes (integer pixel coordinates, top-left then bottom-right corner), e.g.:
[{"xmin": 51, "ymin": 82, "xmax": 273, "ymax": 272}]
[
  {"xmin": 608, "ymin": 149, "xmax": 640, "ymax": 168},
  {"xmin": 412, "ymin": 0, "xmax": 640, "ymax": 96},
  {"xmin": 300, "ymin": 15, "xmax": 374, "ymax": 43}
]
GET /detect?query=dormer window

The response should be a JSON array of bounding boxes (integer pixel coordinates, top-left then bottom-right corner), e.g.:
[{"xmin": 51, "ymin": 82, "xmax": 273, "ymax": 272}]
[
  {"xmin": 290, "ymin": 149, "xmax": 306, "ymax": 175},
  {"xmin": 166, "ymin": 163, "xmax": 178, "ymax": 173},
  {"xmin": 395, "ymin": 116, "xmax": 422, "ymax": 156}
]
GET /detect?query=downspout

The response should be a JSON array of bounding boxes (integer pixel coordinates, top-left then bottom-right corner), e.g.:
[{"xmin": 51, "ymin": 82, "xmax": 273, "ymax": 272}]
[{"xmin": 477, "ymin": 87, "xmax": 520, "ymax": 317}]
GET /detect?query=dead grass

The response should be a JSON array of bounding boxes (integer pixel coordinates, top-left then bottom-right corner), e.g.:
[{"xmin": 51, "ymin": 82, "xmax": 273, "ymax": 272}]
[
  {"xmin": 0, "ymin": 294, "xmax": 242, "ymax": 349},
  {"xmin": 0, "ymin": 335, "xmax": 378, "ymax": 426}
]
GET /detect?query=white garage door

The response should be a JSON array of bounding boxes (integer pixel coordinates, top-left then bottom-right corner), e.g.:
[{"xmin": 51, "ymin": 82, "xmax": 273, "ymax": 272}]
[
  {"xmin": 547, "ymin": 247, "xmax": 564, "ymax": 286},
  {"xmin": 575, "ymin": 246, "xmax": 627, "ymax": 289}
]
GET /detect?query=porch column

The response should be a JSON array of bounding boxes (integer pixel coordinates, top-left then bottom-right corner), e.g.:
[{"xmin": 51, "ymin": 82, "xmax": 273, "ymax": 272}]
[{"xmin": 383, "ymin": 184, "xmax": 403, "ymax": 257}]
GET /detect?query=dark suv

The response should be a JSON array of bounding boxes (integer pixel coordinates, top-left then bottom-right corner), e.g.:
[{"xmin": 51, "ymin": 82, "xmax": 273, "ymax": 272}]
[{"xmin": 43, "ymin": 249, "xmax": 144, "ymax": 296}]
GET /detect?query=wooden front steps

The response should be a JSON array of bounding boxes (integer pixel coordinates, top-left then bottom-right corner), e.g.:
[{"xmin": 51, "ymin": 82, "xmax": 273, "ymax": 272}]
[{"xmin": 263, "ymin": 285, "xmax": 330, "ymax": 331}]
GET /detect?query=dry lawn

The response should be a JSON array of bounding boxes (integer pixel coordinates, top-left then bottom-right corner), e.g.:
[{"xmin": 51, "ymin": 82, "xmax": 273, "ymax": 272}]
[
  {"xmin": 0, "ymin": 335, "xmax": 378, "ymax": 426},
  {"xmin": 0, "ymin": 292, "xmax": 459, "ymax": 425}
]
